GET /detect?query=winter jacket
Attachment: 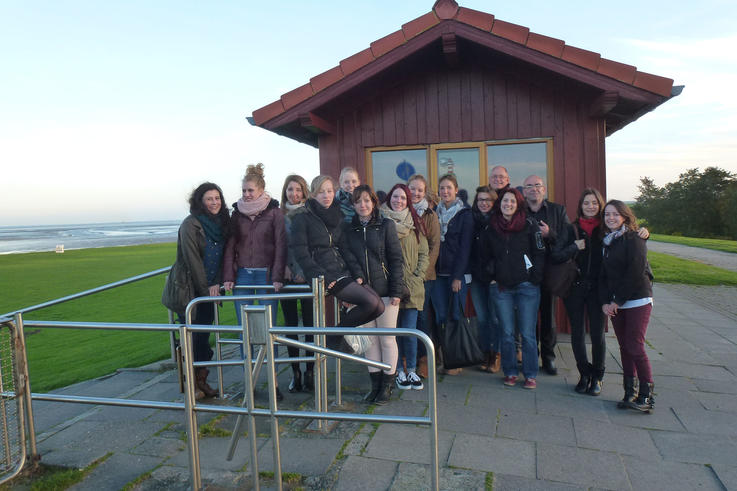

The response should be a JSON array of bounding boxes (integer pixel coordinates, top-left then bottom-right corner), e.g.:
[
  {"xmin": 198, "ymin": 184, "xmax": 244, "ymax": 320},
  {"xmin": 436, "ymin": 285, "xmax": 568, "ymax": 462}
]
[
  {"xmin": 222, "ymin": 199, "xmax": 287, "ymax": 284},
  {"xmin": 528, "ymin": 199, "xmax": 570, "ymax": 249},
  {"xmin": 340, "ymin": 214, "xmax": 404, "ymax": 299},
  {"xmin": 599, "ymin": 230, "xmax": 653, "ymax": 306},
  {"xmin": 470, "ymin": 208, "xmax": 493, "ymax": 283},
  {"xmin": 435, "ymin": 206, "xmax": 474, "ymax": 282},
  {"xmin": 552, "ymin": 221, "xmax": 604, "ymax": 286},
  {"xmin": 284, "ymin": 206, "xmax": 307, "ymax": 282},
  {"xmin": 421, "ymin": 208, "xmax": 441, "ymax": 281},
  {"xmin": 482, "ymin": 218, "xmax": 546, "ymax": 289},
  {"xmin": 288, "ymin": 199, "xmax": 351, "ymax": 286}
]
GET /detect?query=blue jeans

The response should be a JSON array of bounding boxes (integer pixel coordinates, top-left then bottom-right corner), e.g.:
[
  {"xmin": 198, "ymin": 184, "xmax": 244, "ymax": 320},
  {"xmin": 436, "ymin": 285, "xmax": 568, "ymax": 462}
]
[
  {"xmin": 233, "ymin": 267, "xmax": 278, "ymax": 326},
  {"xmin": 430, "ymin": 276, "xmax": 468, "ymax": 324},
  {"xmin": 396, "ymin": 308, "xmax": 419, "ymax": 371},
  {"xmin": 492, "ymin": 282, "xmax": 540, "ymax": 379},
  {"xmin": 470, "ymin": 281, "xmax": 500, "ymax": 354},
  {"xmin": 416, "ymin": 279, "xmax": 434, "ymax": 360}
]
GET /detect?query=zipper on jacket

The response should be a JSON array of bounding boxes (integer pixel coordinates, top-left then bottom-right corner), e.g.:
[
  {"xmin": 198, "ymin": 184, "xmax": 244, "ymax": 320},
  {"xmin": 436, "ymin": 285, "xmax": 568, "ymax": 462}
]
[{"xmin": 363, "ymin": 225, "xmax": 372, "ymax": 285}]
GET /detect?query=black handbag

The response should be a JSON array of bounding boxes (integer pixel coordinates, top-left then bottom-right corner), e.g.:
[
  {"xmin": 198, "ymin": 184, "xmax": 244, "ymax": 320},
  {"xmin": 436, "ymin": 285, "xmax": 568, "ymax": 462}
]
[
  {"xmin": 439, "ymin": 293, "xmax": 485, "ymax": 370},
  {"xmin": 544, "ymin": 227, "xmax": 580, "ymax": 298}
]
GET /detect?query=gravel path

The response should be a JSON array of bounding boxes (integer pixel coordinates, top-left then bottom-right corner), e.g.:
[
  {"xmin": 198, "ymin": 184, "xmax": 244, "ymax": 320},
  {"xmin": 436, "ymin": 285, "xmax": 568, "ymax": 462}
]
[
  {"xmin": 659, "ymin": 283, "xmax": 737, "ymax": 320},
  {"xmin": 648, "ymin": 240, "xmax": 737, "ymax": 272}
]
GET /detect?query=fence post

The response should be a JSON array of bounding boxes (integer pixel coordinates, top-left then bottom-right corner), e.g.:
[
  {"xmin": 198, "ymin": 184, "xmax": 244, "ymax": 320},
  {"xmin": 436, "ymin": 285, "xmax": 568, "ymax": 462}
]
[
  {"xmin": 179, "ymin": 319, "xmax": 202, "ymax": 491},
  {"xmin": 13, "ymin": 312, "xmax": 37, "ymax": 462}
]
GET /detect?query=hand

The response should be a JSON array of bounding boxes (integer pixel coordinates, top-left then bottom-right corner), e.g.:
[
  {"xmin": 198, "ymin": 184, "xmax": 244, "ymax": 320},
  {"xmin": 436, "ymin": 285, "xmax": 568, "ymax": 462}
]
[
  {"xmin": 223, "ymin": 281, "xmax": 234, "ymax": 292},
  {"xmin": 273, "ymin": 281, "xmax": 283, "ymax": 292},
  {"xmin": 638, "ymin": 227, "xmax": 650, "ymax": 239},
  {"xmin": 356, "ymin": 278, "xmax": 364, "ymax": 285},
  {"xmin": 451, "ymin": 279, "xmax": 462, "ymax": 292},
  {"xmin": 328, "ymin": 281, "xmax": 336, "ymax": 290},
  {"xmin": 208, "ymin": 284, "xmax": 220, "ymax": 297},
  {"xmin": 602, "ymin": 302, "xmax": 618, "ymax": 317},
  {"xmin": 574, "ymin": 239, "xmax": 586, "ymax": 250},
  {"xmin": 538, "ymin": 220, "xmax": 550, "ymax": 238},
  {"xmin": 390, "ymin": 297, "xmax": 400, "ymax": 306}
]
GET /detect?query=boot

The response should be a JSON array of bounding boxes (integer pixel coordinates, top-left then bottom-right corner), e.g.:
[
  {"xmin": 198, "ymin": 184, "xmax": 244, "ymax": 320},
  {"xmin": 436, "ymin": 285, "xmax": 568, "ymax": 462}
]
[
  {"xmin": 375, "ymin": 372, "xmax": 396, "ymax": 405},
  {"xmin": 617, "ymin": 376, "xmax": 638, "ymax": 409},
  {"xmin": 364, "ymin": 371, "xmax": 382, "ymax": 403},
  {"xmin": 196, "ymin": 368, "xmax": 218, "ymax": 398},
  {"xmin": 490, "ymin": 352, "xmax": 501, "ymax": 373},
  {"xmin": 416, "ymin": 356, "xmax": 428, "ymax": 379},
  {"xmin": 588, "ymin": 367, "xmax": 604, "ymax": 396},
  {"xmin": 628, "ymin": 382, "xmax": 654, "ymax": 413},
  {"xmin": 288, "ymin": 367, "xmax": 302, "ymax": 393},
  {"xmin": 575, "ymin": 364, "xmax": 591, "ymax": 394},
  {"xmin": 478, "ymin": 351, "xmax": 492, "ymax": 372},
  {"xmin": 303, "ymin": 366, "xmax": 314, "ymax": 392}
]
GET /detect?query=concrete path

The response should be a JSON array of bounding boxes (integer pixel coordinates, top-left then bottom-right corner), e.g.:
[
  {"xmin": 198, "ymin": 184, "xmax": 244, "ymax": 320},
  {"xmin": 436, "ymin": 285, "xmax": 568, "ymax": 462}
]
[
  {"xmin": 648, "ymin": 240, "xmax": 737, "ymax": 272},
  {"xmin": 22, "ymin": 284, "xmax": 737, "ymax": 490}
]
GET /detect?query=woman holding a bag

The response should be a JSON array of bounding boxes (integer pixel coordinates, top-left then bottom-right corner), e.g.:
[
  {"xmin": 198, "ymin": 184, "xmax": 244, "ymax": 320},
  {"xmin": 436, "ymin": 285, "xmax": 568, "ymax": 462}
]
[
  {"xmin": 483, "ymin": 187, "xmax": 546, "ymax": 389},
  {"xmin": 340, "ymin": 184, "xmax": 404, "ymax": 404},
  {"xmin": 381, "ymin": 183, "xmax": 429, "ymax": 391}
]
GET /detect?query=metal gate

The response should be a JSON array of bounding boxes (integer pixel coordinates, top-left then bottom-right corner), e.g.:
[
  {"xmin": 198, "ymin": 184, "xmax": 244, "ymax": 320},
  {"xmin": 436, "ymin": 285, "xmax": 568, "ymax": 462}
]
[{"xmin": 0, "ymin": 321, "xmax": 30, "ymax": 484}]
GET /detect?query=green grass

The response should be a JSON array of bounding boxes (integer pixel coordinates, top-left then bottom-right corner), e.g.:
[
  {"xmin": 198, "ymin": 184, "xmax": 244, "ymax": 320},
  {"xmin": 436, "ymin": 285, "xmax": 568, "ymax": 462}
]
[
  {"xmin": 1, "ymin": 453, "xmax": 112, "ymax": 490},
  {"xmin": 648, "ymin": 251, "xmax": 737, "ymax": 285},
  {"xmin": 650, "ymin": 234, "xmax": 737, "ymax": 254}
]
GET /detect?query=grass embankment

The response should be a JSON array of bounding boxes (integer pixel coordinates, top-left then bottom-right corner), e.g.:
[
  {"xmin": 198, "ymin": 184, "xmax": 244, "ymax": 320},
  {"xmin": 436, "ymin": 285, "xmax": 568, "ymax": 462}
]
[
  {"xmin": 648, "ymin": 251, "xmax": 737, "ymax": 286},
  {"xmin": 649, "ymin": 234, "xmax": 737, "ymax": 254}
]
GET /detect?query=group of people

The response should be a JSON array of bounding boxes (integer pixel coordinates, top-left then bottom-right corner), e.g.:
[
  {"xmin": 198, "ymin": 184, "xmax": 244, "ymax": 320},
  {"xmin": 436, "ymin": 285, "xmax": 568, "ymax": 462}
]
[{"xmin": 163, "ymin": 163, "xmax": 656, "ymax": 414}]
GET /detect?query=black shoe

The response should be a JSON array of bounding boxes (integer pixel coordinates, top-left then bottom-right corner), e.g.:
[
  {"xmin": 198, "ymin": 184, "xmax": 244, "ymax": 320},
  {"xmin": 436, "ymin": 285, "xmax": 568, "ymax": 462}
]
[
  {"xmin": 276, "ymin": 387, "xmax": 284, "ymax": 402},
  {"xmin": 375, "ymin": 372, "xmax": 396, "ymax": 405},
  {"xmin": 364, "ymin": 372, "xmax": 382, "ymax": 403},
  {"xmin": 587, "ymin": 379, "xmax": 602, "ymax": 396},
  {"xmin": 575, "ymin": 374, "xmax": 591, "ymax": 393},
  {"xmin": 303, "ymin": 368, "xmax": 314, "ymax": 391},
  {"xmin": 617, "ymin": 376, "xmax": 638, "ymax": 409},
  {"xmin": 288, "ymin": 370, "xmax": 302, "ymax": 393},
  {"xmin": 627, "ymin": 382, "xmax": 654, "ymax": 413},
  {"xmin": 542, "ymin": 360, "xmax": 558, "ymax": 376}
]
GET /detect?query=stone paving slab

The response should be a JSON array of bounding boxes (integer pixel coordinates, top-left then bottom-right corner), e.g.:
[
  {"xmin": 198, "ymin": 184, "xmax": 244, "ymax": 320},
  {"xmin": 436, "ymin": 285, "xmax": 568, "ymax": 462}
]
[
  {"xmin": 650, "ymin": 431, "xmax": 737, "ymax": 466},
  {"xmin": 692, "ymin": 376, "xmax": 737, "ymax": 394},
  {"xmin": 604, "ymin": 405, "xmax": 686, "ymax": 432},
  {"xmin": 363, "ymin": 425, "xmax": 454, "ymax": 466},
  {"xmin": 257, "ymin": 436, "xmax": 345, "ymax": 476},
  {"xmin": 436, "ymin": 401, "xmax": 496, "ymax": 435},
  {"xmin": 446, "ymin": 433, "xmax": 536, "ymax": 478},
  {"xmin": 536, "ymin": 391, "xmax": 611, "ymax": 422},
  {"xmin": 621, "ymin": 455, "xmax": 724, "ymax": 491},
  {"xmin": 492, "ymin": 473, "xmax": 586, "ymax": 490},
  {"xmin": 573, "ymin": 418, "xmax": 659, "ymax": 458},
  {"xmin": 390, "ymin": 462, "xmax": 487, "ymax": 490},
  {"xmin": 672, "ymin": 406, "xmax": 737, "ymax": 436},
  {"xmin": 68, "ymin": 452, "xmax": 164, "ymax": 491},
  {"xmin": 537, "ymin": 443, "xmax": 630, "ymax": 490},
  {"xmin": 691, "ymin": 390, "xmax": 737, "ymax": 413},
  {"xmin": 497, "ymin": 412, "xmax": 576, "ymax": 446},
  {"xmin": 334, "ymin": 455, "xmax": 397, "ymax": 491},
  {"xmin": 712, "ymin": 464, "xmax": 737, "ymax": 490}
]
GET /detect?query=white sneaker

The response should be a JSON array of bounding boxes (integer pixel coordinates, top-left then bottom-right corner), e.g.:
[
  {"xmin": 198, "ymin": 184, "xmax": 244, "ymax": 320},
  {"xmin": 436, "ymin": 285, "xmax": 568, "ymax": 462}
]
[
  {"xmin": 408, "ymin": 371, "xmax": 424, "ymax": 390},
  {"xmin": 396, "ymin": 370, "xmax": 411, "ymax": 390}
]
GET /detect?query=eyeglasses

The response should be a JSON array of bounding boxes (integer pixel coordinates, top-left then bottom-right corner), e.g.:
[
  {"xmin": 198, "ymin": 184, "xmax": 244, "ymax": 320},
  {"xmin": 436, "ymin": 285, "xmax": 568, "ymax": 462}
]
[
  {"xmin": 477, "ymin": 198, "xmax": 494, "ymax": 202},
  {"xmin": 524, "ymin": 183, "xmax": 545, "ymax": 189}
]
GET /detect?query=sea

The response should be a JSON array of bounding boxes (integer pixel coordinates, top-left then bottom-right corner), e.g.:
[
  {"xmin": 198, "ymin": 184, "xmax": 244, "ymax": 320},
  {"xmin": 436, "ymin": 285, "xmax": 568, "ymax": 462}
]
[{"xmin": 0, "ymin": 221, "xmax": 181, "ymax": 255}]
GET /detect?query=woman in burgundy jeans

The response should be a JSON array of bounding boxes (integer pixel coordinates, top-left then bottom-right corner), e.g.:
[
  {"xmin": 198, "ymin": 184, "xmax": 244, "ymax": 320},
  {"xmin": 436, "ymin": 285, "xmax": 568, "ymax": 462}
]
[{"xmin": 599, "ymin": 200, "xmax": 655, "ymax": 413}]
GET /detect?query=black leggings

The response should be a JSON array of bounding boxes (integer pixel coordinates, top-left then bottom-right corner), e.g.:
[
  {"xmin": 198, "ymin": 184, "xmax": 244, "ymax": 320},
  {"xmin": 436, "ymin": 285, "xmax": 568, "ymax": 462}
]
[
  {"xmin": 281, "ymin": 297, "xmax": 314, "ymax": 372},
  {"xmin": 333, "ymin": 280, "xmax": 384, "ymax": 327}
]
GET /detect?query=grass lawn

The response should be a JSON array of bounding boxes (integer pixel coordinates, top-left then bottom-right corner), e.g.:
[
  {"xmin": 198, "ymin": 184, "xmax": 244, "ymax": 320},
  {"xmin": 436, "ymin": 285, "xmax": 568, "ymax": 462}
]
[
  {"xmin": 648, "ymin": 251, "xmax": 737, "ymax": 285},
  {"xmin": 649, "ymin": 234, "xmax": 737, "ymax": 254}
]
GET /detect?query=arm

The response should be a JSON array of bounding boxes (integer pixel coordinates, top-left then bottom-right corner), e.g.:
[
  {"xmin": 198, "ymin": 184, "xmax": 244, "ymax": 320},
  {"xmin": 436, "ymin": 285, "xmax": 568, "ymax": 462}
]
[
  {"xmin": 528, "ymin": 222, "xmax": 547, "ymax": 285},
  {"xmin": 337, "ymin": 224, "xmax": 365, "ymax": 282},
  {"xmin": 289, "ymin": 212, "xmax": 326, "ymax": 282},
  {"xmin": 550, "ymin": 222, "xmax": 580, "ymax": 264},
  {"xmin": 424, "ymin": 212, "xmax": 441, "ymax": 276},
  {"xmin": 180, "ymin": 218, "xmax": 210, "ymax": 297},
  {"xmin": 383, "ymin": 220, "xmax": 404, "ymax": 300},
  {"xmin": 451, "ymin": 210, "xmax": 474, "ymax": 282},
  {"xmin": 545, "ymin": 203, "xmax": 571, "ymax": 245},
  {"xmin": 414, "ymin": 234, "xmax": 430, "ymax": 279},
  {"xmin": 271, "ymin": 209, "xmax": 287, "ymax": 288}
]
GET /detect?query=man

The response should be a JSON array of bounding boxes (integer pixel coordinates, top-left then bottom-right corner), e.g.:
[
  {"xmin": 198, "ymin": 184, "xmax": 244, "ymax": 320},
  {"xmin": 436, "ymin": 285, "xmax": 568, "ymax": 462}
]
[
  {"xmin": 489, "ymin": 165, "xmax": 510, "ymax": 194},
  {"xmin": 522, "ymin": 175, "xmax": 570, "ymax": 375}
]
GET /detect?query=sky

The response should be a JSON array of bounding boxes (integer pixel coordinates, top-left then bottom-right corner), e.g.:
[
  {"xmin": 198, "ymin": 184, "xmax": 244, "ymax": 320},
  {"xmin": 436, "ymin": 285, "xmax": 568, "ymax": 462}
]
[{"xmin": 1, "ymin": 0, "xmax": 735, "ymax": 226}]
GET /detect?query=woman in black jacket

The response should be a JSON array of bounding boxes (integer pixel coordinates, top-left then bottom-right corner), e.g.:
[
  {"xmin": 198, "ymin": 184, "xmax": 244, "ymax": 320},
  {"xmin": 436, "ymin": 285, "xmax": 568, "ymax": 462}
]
[
  {"xmin": 288, "ymin": 176, "xmax": 384, "ymax": 354},
  {"xmin": 599, "ymin": 200, "xmax": 655, "ymax": 413},
  {"xmin": 340, "ymin": 184, "xmax": 403, "ymax": 404},
  {"xmin": 483, "ymin": 187, "xmax": 546, "ymax": 389}
]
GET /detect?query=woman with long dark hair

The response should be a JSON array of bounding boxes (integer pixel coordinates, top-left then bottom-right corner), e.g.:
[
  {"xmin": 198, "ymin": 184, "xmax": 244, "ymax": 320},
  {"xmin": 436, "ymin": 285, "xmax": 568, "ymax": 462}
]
[{"xmin": 162, "ymin": 182, "xmax": 230, "ymax": 399}]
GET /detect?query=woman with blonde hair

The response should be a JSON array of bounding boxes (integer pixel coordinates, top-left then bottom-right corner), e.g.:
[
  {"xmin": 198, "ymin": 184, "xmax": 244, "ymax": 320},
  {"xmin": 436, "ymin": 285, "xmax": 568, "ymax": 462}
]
[{"xmin": 336, "ymin": 167, "xmax": 361, "ymax": 223}]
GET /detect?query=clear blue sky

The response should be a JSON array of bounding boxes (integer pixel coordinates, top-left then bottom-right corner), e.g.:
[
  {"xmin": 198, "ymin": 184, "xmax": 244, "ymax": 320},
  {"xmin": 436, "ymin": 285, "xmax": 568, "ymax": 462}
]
[{"xmin": 1, "ymin": 1, "xmax": 735, "ymax": 225}]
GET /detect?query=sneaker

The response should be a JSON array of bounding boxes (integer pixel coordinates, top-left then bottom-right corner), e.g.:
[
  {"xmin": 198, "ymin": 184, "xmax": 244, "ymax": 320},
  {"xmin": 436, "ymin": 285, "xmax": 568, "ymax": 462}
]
[
  {"xmin": 503, "ymin": 375, "xmax": 518, "ymax": 386},
  {"xmin": 408, "ymin": 371, "xmax": 424, "ymax": 390},
  {"xmin": 523, "ymin": 378, "xmax": 537, "ymax": 390},
  {"xmin": 396, "ymin": 370, "xmax": 411, "ymax": 390}
]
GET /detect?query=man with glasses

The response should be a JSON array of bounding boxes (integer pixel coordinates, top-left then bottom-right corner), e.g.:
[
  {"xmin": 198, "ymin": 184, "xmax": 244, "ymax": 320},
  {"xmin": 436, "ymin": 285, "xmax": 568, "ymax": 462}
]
[
  {"xmin": 489, "ymin": 166, "xmax": 511, "ymax": 194},
  {"xmin": 522, "ymin": 175, "xmax": 570, "ymax": 375}
]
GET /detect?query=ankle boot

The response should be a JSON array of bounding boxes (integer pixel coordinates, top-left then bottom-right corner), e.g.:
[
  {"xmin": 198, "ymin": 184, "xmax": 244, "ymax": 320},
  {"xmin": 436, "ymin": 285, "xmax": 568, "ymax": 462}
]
[
  {"xmin": 196, "ymin": 368, "xmax": 218, "ymax": 398},
  {"xmin": 587, "ymin": 378, "xmax": 602, "ymax": 396},
  {"xmin": 375, "ymin": 372, "xmax": 396, "ymax": 405},
  {"xmin": 289, "ymin": 368, "xmax": 302, "ymax": 393},
  {"xmin": 303, "ymin": 366, "xmax": 314, "ymax": 392},
  {"xmin": 628, "ymin": 382, "xmax": 654, "ymax": 413},
  {"xmin": 617, "ymin": 376, "xmax": 638, "ymax": 409},
  {"xmin": 575, "ymin": 373, "xmax": 591, "ymax": 393},
  {"xmin": 364, "ymin": 372, "xmax": 382, "ymax": 403}
]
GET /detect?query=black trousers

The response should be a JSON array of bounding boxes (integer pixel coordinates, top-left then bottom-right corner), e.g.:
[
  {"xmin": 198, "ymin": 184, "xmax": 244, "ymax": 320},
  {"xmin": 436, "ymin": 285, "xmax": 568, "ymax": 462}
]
[
  {"xmin": 190, "ymin": 303, "xmax": 215, "ymax": 362},
  {"xmin": 280, "ymin": 297, "xmax": 314, "ymax": 371},
  {"xmin": 563, "ymin": 282, "xmax": 606, "ymax": 378},
  {"xmin": 537, "ymin": 285, "xmax": 557, "ymax": 363}
]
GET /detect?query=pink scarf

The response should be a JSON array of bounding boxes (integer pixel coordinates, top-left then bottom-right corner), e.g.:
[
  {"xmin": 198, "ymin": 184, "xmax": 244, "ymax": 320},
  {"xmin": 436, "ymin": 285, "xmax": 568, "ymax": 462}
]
[{"xmin": 237, "ymin": 192, "xmax": 271, "ymax": 220}]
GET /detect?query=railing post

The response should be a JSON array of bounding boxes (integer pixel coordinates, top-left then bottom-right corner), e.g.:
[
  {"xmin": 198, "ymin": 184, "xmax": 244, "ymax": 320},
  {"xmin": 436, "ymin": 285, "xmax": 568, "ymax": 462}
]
[
  {"xmin": 13, "ymin": 312, "xmax": 37, "ymax": 462},
  {"xmin": 333, "ymin": 296, "xmax": 342, "ymax": 407},
  {"xmin": 180, "ymin": 312, "xmax": 202, "ymax": 491},
  {"xmin": 310, "ymin": 277, "xmax": 323, "ymax": 431},
  {"xmin": 264, "ymin": 307, "xmax": 282, "ymax": 490}
]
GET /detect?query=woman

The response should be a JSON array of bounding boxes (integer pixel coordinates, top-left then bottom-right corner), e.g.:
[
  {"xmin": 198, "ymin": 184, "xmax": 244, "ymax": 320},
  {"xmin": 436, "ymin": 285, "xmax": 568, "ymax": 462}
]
[
  {"xmin": 336, "ymin": 167, "xmax": 360, "ymax": 223},
  {"xmin": 381, "ymin": 183, "xmax": 429, "ymax": 391},
  {"xmin": 483, "ymin": 187, "xmax": 546, "ymax": 389},
  {"xmin": 430, "ymin": 173, "xmax": 474, "ymax": 375},
  {"xmin": 279, "ymin": 175, "xmax": 314, "ymax": 392},
  {"xmin": 161, "ymin": 182, "xmax": 230, "ymax": 399},
  {"xmin": 469, "ymin": 185, "xmax": 500, "ymax": 373},
  {"xmin": 288, "ymin": 175, "xmax": 385, "ymax": 354},
  {"xmin": 599, "ymin": 200, "xmax": 655, "ymax": 412},
  {"xmin": 341, "ymin": 185, "xmax": 404, "ymax": 404},
  {"xmin": 223, "ymin": 164, "xmax": 287, "ymax": 399},
  {"xmin": 408, "ymin": 174, "xmax": 441, "ymax": 378}
]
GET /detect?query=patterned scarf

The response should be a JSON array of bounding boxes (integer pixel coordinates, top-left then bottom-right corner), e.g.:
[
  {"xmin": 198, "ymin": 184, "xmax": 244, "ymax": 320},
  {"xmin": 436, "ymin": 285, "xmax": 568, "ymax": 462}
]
[
  {"xmin": 380, "ymin": 203, "xmax": 413, "ymax": 239},
  {"xmin": 336, "ymin": 189, "xmax": 355, "ymax": 222},
  {"xmin": 437, "ymin": 198, "xmax": 464, "ymax": 241},
  {"xmin": 237, "ymin": 192, "xmax": 271, "ymax": 220},
  {"xmin": 603, "ymin": 225, "xmax": 626, "ymax": 246},
  {"xmin": 284, "ymin": 201, "xmax": 304, "ymax": 212},
  {"xmin": 413, "ymin": 198, "xmax": 429, "ymax": 217}
]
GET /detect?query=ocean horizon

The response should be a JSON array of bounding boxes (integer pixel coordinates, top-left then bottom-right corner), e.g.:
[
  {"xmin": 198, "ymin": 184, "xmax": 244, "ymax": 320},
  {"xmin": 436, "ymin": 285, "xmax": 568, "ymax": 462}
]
[{"xmin": 0, "ymin": 220, "xmax": 180, "ymax": 255}]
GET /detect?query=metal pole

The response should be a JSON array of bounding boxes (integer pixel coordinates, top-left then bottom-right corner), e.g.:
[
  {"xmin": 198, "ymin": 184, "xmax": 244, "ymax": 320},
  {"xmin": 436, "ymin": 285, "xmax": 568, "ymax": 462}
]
[
  {"xmin": 424, "ymin": 334, "xmax": 440, "ymax": 491},
  {"xmin": 310, "ymin": 277, "xmax": 323, "ymax": 431},
  {"xmin": 213, "ymin": 306, "xmax": 224, "ymax": 398},
  {"xmin": 14, "ymin": 312, "xmax": 37, "ymax": 461},
  {"xmin": 264, "ymin": 308, "xmax": 282, "ymax": 490},
  {"xmin": 333, "ymin": 296, "xmax": 342, "ymax": 407},
  {"xmin": 317, "ymin": 278, "xmax": 328, "ymax": 427},
  {"xmin": 180, "ymin": 312, "xmax": 202, "ymax": 491}
]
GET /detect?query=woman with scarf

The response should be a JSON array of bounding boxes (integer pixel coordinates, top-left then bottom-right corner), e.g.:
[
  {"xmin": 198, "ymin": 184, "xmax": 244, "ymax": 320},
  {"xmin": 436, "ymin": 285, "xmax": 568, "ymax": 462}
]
[
  {"xmin": 289, "ymin": 175, "xmax": 385, "ymax": 355},
  {"xmin": 340, "ymin": 185, "xmax": 403, "ymax": 404},
  {"xmin": 162, "ymin": 182, "xmax": 230, "ymax": 399},
  {"xmin": 599, "ymin": 200, "xmax": 655, "ymax": 413},
  {"xmin": 430, "ymin": 173, "xmax": 474, "ymax": 375},
  {"xmin": 483, "ymin": 187, "xmax": 545, "ymax": 389},
  {"xmin": 279, "ymin": 174, "xmax": 314, "ymax": 393},
  {"xmin": 407, "ymin": 174, "xmax": 441, "ymax": 378},
  {"xmin": 223, "ymin": 164, "xmax": 287, "ymax": 399},
  {"xmin": 381, "ymin": 183, "xmax": 429, "ymax": 391},
  {"xmin": 469, "ymin": 185, "xmax": 500, "ymax": 374},
  {"xmin": 336, "ymin": 167, "xmax": 360, "ymax": 223}
]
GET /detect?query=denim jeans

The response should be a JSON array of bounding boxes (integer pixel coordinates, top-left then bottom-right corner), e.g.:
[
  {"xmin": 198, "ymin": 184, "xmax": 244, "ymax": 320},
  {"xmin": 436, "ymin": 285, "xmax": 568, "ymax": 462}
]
[
  {"xmin": 430, "ymin": 276, "xmax": 468, "ymax": 324},
  {"xmin": 234, "ymin": 268, "xmax": 278, "ymax": 358},
  {"xmin": 470, "ymin": 281, "xmax": 500, "ymax": 353},
  {"xmin": 396, "ymin": 308, "xmax": 419, "ymax": 371},
  {"xmin": 492, "ymin": 281, "xmax": 540, "ymax": 379},
  {"xmin": 416, "ymin": 279, "xmax": 434, "ymax": 360}
]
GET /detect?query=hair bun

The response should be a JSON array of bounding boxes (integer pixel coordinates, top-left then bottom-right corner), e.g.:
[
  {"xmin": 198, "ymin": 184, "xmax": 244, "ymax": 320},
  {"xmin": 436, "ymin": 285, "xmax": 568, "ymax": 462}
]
[{"xmin": 246, "ymin": 163, "xmax": 264, "ymax": 178}]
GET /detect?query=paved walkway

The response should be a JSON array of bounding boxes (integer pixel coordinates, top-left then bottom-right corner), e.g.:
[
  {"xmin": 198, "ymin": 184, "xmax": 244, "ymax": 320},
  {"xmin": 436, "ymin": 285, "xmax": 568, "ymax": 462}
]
[
  {"xmin": 648, "ymin": 240, "xmax": 737, "ymax": 272},
  {"xmin": 23, "ymin": 284, "xmax": 737, "ymax": 490}
]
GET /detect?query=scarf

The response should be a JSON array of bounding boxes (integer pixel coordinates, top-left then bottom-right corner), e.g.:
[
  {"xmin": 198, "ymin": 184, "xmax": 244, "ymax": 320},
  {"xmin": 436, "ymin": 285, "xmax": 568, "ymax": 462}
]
[
  {"xmin": 603, "ymin": 225, "xmax": 626, "ymax": 246},
  {"xmin": 578, "ymin": 217, "xmax": 600, "ymax": 237},
  {"xmin": 413, "ymin": 198, "xmax": 429, "ymax": 217},
  {"xmin": 237, "ymin": 192, "xmax": 271, "ymax": 220},
  {"xmin": 491, "ymin": 209, "xmax": 527, "ymax": 235},
  {"xmin": 284, "ymin": 201, "xmax": 304, "ymax": 212},
  {"xmin": 336, "ymin": 189, "xmax": 355, "ymax": 222},
  {"xmin": 437, "ymin": 198, "xmax": 464, "ymax": 241},
  {"xmin": 380, "ymin": 203, "xmax": 413, "ymax": 239},
  {"xmin": 196, "ymin": 214, "xmax": 223, "ymax": 243},
  {"xmin": 307, "ymin": 198, "xmax": 343, "ymax": 229}
]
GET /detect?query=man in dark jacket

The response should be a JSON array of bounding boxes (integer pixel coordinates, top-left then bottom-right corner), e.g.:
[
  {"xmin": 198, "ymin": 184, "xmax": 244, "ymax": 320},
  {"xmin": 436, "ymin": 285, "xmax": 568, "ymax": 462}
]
[
  {"xmin": 489, "ymin": 166, "xmax": 511, "ymax": 194},
  {"xmin": 523, "ymin": 175, "xmax": 570, "ymax": 375}
]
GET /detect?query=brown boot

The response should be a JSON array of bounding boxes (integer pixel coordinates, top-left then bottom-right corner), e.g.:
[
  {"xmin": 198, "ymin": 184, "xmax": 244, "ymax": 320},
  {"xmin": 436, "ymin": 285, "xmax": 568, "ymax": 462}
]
[
  {"xmin": 196, "ymin": 368, "xmax": 218, "ymax": 398},
  {"xmin": 490, "ymin": 352, "xmax": 501, "ymax": 373},
  {"xmin": 417, "ymin": 356, "xmax": 428, "ymax": 379}
]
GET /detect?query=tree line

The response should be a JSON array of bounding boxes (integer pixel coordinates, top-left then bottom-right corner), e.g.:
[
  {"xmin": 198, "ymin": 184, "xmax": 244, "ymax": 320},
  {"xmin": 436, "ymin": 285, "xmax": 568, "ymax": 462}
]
[{"xmin": 632, "ymin": 166, "xmax": 737, "ymax": 239}]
